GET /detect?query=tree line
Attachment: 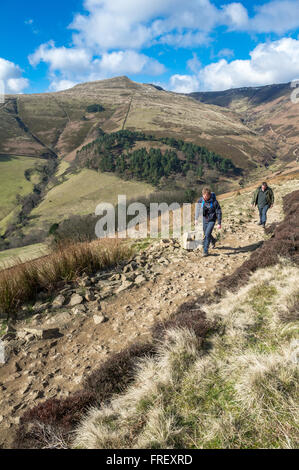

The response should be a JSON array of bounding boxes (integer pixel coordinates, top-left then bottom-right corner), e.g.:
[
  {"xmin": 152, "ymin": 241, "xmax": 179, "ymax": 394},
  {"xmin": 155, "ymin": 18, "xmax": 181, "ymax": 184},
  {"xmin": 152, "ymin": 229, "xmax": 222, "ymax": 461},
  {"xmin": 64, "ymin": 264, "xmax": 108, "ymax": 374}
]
[{"xmin": 76, "ymin": 129, "xmax": 238, "ymax": 186}]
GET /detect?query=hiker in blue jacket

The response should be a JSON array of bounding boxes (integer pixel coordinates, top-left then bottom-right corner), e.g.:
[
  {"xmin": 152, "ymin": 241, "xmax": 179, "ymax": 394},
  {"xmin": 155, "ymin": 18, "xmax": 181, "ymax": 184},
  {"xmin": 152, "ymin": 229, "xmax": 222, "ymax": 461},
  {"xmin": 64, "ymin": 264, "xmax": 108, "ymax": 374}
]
[{"xmin": 195, "ymin": 187, "xmax": 222, "ymax": 257}]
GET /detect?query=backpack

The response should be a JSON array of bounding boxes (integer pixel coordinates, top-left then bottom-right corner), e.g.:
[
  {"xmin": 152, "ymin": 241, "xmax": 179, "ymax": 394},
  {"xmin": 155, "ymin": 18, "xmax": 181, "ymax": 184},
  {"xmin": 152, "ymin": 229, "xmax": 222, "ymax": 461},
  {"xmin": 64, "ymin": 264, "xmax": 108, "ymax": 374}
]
[{"xmin": 202, "ymin": 192, "xmax": 216, "ymax": 210}]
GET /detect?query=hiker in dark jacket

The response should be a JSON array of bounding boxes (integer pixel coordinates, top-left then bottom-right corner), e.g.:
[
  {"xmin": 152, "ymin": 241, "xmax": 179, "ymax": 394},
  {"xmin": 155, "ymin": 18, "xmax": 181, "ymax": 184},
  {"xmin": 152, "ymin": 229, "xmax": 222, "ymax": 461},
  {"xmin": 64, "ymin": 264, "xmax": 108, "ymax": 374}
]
[
  {"xmin": 251, "ymin": 182, "xmax": 274, "ymax": 228},
  {"xmin": 195, "ymin": 187, "xmax": 222, "ymax": 257}
]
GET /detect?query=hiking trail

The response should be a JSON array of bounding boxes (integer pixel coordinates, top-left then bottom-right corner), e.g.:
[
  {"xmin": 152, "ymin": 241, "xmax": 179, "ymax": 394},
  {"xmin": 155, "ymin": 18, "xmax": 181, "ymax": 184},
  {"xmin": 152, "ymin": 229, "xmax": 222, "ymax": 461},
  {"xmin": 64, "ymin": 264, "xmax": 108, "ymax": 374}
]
[{"xmin": 0, "ymin": 174, "xmax": 298, "ymax": 448}]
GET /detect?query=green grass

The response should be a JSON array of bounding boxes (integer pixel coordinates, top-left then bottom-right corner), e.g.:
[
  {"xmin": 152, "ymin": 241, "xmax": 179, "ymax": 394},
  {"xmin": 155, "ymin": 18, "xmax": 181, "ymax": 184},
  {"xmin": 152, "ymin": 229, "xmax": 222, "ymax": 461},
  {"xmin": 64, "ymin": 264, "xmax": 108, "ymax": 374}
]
[
  {"xmin": 56, "ymin": 161, "xmax": 70, "ymax": 178},
  {"xmin": 0, "ymin": 320, "xmax": 7, "ymax": 337},
  {"xmin": 0, "ymin": 206, "xmax": 22, "ymax": 237},
  {"xmin": 25, "ymin": 168, "xmax": 154, "ymax": 233},
  {"xmin": 0, "ymin": 155, "xmax": 41, "ymax": 221},
  {"xmin": 0, "ymin": 243, "xmax": 49, "ymax": 270},
  {"xmin": 131, "ymin": 238, "xmax": 153, "ymax": 252}
]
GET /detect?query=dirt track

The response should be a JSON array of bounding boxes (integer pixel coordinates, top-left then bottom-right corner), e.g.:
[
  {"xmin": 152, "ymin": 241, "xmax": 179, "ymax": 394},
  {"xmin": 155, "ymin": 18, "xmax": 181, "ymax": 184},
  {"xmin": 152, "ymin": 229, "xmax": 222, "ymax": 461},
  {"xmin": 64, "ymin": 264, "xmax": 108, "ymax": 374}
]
[{"xmin": 0, "ymin": 175, "xmax": 298, "ymax": 448}]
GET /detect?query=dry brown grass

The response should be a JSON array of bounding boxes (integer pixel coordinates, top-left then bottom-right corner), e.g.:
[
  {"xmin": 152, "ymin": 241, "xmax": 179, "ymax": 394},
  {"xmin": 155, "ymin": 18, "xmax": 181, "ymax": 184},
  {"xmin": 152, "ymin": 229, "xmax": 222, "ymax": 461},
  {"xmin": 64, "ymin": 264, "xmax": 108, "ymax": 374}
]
[
  {"xmin": 216, "ymin": 189, "xmax": 299, "ymax": 294},
  {"xmin": 0, "ymin": 239, "xmax": 132, "ymax": 318},
  {"xmin": 72, "ymin": 261, "xmax": 299, "ymax": 449}
]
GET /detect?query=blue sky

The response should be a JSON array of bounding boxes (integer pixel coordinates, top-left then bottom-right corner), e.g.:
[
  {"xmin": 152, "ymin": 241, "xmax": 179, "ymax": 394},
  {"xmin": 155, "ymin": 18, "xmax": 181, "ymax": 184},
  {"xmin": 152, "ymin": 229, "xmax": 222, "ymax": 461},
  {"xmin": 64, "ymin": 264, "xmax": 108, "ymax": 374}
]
[{"xmin": 1, "ymin": 0, "xmax": 299, "ymax": 94}]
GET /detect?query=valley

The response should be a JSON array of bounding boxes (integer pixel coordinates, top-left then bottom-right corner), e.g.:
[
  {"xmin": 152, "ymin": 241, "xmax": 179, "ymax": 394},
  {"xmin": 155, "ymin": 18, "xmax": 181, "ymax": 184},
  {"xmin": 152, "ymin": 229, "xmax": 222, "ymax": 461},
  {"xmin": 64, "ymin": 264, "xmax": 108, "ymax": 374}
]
[
  {"xmin": 0, "ymin": 170, "xmax": 298, "ymax": 449},
  {"xmin": 1, "ymin": 77, "xmax": 298, "ymax": 253}
]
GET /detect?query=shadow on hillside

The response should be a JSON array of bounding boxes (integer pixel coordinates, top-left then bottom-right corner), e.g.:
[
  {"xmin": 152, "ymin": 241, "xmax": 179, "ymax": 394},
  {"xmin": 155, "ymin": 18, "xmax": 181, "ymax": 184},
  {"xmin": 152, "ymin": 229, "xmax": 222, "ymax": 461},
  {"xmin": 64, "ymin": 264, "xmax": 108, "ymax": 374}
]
[{"xmin": 217, "ymin": 241, "xmax": 263, "ymax": 255}]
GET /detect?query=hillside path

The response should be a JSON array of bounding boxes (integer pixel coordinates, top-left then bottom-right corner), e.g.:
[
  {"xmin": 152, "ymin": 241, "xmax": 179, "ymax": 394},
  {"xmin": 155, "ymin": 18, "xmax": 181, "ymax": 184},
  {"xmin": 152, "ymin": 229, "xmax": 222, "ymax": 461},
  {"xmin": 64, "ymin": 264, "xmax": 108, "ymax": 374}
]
[{"xmin": 0, "ymin": 178, "xmax": 298, "ymax": 448}]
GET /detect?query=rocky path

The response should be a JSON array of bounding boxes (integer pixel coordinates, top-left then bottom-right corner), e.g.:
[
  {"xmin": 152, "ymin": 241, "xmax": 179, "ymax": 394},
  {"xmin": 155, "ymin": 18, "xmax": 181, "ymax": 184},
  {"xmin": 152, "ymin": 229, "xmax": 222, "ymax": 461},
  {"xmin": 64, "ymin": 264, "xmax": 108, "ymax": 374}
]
[{"xmin": 0, "ymin": 178, "xmax": 298, "ymax": 448}]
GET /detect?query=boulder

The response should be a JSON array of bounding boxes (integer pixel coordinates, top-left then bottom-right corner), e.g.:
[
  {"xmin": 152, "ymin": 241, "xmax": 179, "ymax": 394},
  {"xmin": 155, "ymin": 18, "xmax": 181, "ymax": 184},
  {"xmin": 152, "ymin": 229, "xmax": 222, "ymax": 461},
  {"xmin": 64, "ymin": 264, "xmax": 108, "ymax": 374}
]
[
  {"xmin": 115, "ymin": 281, "xmax": 133, "ymax": 294},
  {"xmin": 33, "ymin": 302, "xmax": 50, "ymax": 313},
  {"xmin": 69, "ymin": 294, "xmax": 83, "ymax": 307},
  {"xmin": 93, "ymin": 315, "xmax": 107, "ymax": 325},
  {"xmin": 44, "ymin": 311, "xmax": 72, "ymax": 326},
  {"xmin": 52, "ymin": 295, "xmax": 65, "ymax": 309},
  {"xmin": 72, "ymin": 305, "xmax": 87, "ymax": 315},
  {"xmin": 17, "ymin": 330, "xmax": 30, "ymax": 340},
  {"xmin": 135, "ymin": 275, "xmax": 146, "ymax": 286}
]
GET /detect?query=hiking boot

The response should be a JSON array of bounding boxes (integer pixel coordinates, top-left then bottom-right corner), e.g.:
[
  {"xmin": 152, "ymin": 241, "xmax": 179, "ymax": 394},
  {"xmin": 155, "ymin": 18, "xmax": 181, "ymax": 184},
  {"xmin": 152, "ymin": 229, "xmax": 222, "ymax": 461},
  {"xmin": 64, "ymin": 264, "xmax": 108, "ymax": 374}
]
[
  {"xmin": 211, "ymin": 240, "xmax": 216, "ymax": 249},
  {"xmin": 257, "ymin": 222, "xmax": 262, "ymax": 226},
  {"xmin": 202, "ymin": 252, "xmax": 209, "ymax": 258}
]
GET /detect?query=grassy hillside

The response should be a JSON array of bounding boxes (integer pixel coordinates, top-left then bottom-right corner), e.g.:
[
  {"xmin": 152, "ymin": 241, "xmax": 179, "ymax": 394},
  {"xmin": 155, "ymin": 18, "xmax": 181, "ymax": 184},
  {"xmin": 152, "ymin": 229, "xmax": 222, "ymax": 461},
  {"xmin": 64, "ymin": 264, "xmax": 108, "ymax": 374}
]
[
  {"xmin": 1, "ymin": 77, "xmax": 297, "ymax": 253},
  {"xmin": 24, "ymin": 168, "xmax": 154, "ymax": 234},
  {"xmin": 0, "ymin": 243, "xmax": 49, "ymax": 270},
  {"xmin": 0, "ymin": 155, "xmax": 43, "ymax": 235},
  {"xmin": 73, "ymin": 261, "xmax": 298, "ymax": 449},
  {"xmin": 8, "ymin": 179, "xmax": 297, "ymax": 450},
  {"xmin": 70, "ymin": 186, "xmax": 298, "ymax": 449},
  {"xmin": 190, "ymin": 83, "xmax": 291, "ymax": 111},
  {"xmin": 0, "ymin": 155, "xmax": 41, "ymax": 221},
  {"xmin": 190, "ymin": 82, "xmax": 299, "ymax": 163},
  {"xmin": 1, "ymin": 77, "xmax": 276, "ymax": 168}
]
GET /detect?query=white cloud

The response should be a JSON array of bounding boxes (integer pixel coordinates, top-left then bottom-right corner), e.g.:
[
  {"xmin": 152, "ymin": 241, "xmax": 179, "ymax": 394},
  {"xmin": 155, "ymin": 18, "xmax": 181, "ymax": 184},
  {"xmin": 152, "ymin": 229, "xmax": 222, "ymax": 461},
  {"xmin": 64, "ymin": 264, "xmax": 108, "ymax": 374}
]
[
  {"xmin": 249, "ymin": 0, "xmax": 299, "ymax": 34},
  {"xmin": 222, "ymin": 3, "xmax": 249, "ymax": 29},
  {"xmin": 170, "ymin": 74, "xmax": 200, "ymax": 93},
  {"xmin": 69, "ymin": 0, "xmax": 299, "ymax": 52},
  {"xmin": 200, "ymin": 37, "xmax": 299, "ymax": 90},
  {"xmin": 0, "ymin": 58, "xmax": 29, "ymax": 94},
  {"xmin": 172, "ymin": 37, "xmax": 299, "ymax": 92},
  {"xmin": 29, "ymin": 41, "xmax": 92, "ymax": 74},
  {"xmin": 71, "ymin": 0, "xmax": 222, "ymax": 50},
  {"xmin": 220, "ymin": 1, "xmax": 299, "ymax": 34},
  {"xmin": 49, "ymin": 79, "xmax": 78, "ymax": 92},
  {"xmin": 187, "ymin": 53, "xmax": 201, "ymax": 73},
  {"xmin": 217, "ymin": 48, "xmax": 235, "ymax": 59},
  {"xmin": 28, "ymin": 0, "xmax": 299, "ymax": 92},
  {"xmin": 95, "ymin": 51, "xmax": 165, "ymax": 76},
  {"xmin": 29, "ymin": 41, "xmax": 165, "ymax": 90}
]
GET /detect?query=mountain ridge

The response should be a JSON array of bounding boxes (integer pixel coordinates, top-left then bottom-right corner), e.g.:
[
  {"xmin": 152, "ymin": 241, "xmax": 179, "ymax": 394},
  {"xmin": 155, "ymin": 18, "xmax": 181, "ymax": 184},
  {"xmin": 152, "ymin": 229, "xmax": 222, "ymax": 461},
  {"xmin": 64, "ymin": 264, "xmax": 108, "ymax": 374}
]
[
  {"xmin": 1, "ymin": 75, "xmax": 298, "ymax": 246},
  {"xmin": 0, "ymin": 75, "xmax": 279, "ymax": 169}
]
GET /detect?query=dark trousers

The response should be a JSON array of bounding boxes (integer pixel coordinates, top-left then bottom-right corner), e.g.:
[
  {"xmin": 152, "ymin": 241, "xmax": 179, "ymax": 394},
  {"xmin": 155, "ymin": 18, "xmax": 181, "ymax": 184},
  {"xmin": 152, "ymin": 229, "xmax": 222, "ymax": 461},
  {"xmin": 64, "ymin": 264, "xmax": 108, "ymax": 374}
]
[
  {"xmin": 259, "ymin": 205, "xmax": 269, "ymax": 225},
  {"xmin": 203, "ymin": 220, "xmax": 216, "ymax": 254}
]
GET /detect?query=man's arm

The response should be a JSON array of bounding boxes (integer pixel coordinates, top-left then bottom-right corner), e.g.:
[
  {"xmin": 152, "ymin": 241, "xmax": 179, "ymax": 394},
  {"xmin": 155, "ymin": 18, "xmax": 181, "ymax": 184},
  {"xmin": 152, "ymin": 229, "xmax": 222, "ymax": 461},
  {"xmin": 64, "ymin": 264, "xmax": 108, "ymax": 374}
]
[{"xmin": 270, "ymin": 188, "xmax": 274, "ymax": 206}]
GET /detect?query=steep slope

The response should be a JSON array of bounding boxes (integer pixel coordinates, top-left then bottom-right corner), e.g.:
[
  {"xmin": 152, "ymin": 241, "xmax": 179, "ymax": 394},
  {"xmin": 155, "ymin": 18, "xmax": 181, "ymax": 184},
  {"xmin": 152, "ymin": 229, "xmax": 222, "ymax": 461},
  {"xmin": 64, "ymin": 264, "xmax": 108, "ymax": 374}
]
[
  {"xmin": 190, "ymin": 82, "xmax": 299, "ymax": 163},
  {"xmin": 190, "ymin": 83, "xmax": 291, "ymax": 110},
  {"xmin": 1, "ymin": 77, "xmax": 298, "ymax": 247},
  {"xmin": 1, "ymin": 77, "xmax": 276, "ymax": 170},
  {"xmin": 0, "ymin": 173, "xmax": 298, "ymax": 449}
]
